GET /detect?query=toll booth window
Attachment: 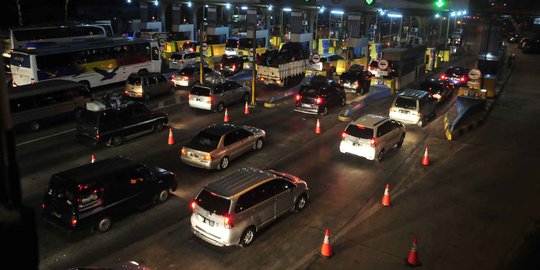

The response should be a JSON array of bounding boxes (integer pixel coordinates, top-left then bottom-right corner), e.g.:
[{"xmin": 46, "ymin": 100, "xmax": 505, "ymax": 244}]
[{"xmin": 151, "ymin": 47, "xmax": 160, "ymax": 61}]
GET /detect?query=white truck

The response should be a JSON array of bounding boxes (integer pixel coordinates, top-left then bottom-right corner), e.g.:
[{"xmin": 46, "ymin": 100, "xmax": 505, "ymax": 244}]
[{"xmin": 257, "ymin": 42, "xmax": 309, "ymax": 87}]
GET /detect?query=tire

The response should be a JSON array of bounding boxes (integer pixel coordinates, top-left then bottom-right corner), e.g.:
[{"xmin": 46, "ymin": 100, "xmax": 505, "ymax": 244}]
[
  {"xmin": 294, "ymin": 194, "xmax": 308, "ymax": 212},
  {"xmin": 376, "ymin": 148, "xmax": 385, "ymax": 162},
  {"xmin": 95, "ymin": 216, "xmax": 112, "ymax": 233},
  {"xmin": 320, "ymin": 106, "xmax": 328, "ymax": 116},
  {"xmin": 29, "ymin": 121, "xmax": 40, "ymax": 132},
  {"xmin": 155, "ymin": 189, "xmax": 170, "ymax": 203},
  {"xmin": 153, "ymin": 121, "xmax": 165, "ymax": 132},
  {"xmin": 216, "ymin": 103, "xmax": 225, "ymax": 112},
  {"xmin": 218, "ymin": 156, "xmax": 230, "ymax": 170},
  {"xmin": 239, "ymin": 226, "xmax": 256, "ymax": 247},
  {"xmin": 109, "ymin": 136, "xmax": 123, "ymax": 147},
  {"xmin": 254, "ymin": 138, "xmax": 264, "ymax": 150},
  {"xmin": 397, "ymin": 133, "xmax": 405, "ymax": 148}
]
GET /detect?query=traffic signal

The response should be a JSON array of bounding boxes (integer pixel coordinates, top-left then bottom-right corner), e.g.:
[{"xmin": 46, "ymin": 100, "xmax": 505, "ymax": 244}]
[
  {"xmin": 434, "ymin": 0, "xmax": 445, "ymax": 8},
  {"xmin": 365, "ymin": 0, "xmax": 375, "ymax": 5}
]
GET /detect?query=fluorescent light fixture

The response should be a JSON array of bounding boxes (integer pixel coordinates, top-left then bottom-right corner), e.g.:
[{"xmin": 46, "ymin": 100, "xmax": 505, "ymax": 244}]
[
  {"xmin": 154, "ymin": 0, "xmax": 158, "ymax": 6},
  {"xmin": 241, "ymin": 6, "xmax": 248, "ymax": 10},
  {"xmin": 379, "ymin": 9, "xmax": 386, "ymax": 16},
  {"xmin": 463, "ymin": 10, "xmax": 467, "ymax": 15},
  {"xmin": 225, "ymin": 3, "xmax": 231, "ymax": 9},
  {"xmin": 435, "ymin": 13, "xmax": 440, "ymax": 18},
  {"xmin": 319, "ymin": 6, "xmax": 325, "ymax": 13},
  {"xmin": 187, "ymin": 1, "xmax": 192, "ymax": 7},
  {"xmin": 126, "ymin": 0, "xmax": 131, "ymax": 3},
  {"xmin": 205, "ymin": 4, "xmax": 208, "ymax": 8},
  {"xmin": 267, "ymin": 5, "xmax": 272, "ymax": 11},
  {"xmin": 451, "ymin": 11, "xmax": 456, "ymax": 17},
  {"xmin": 282, "ymin": 7, "xmax": 292, "ymax": 12},
  {"xmin": 457, "ymin": 11, "xmax": 462, "ymax": 16},
  {"xmin": 331, "ymin": 10, "xmax": 344, "ymax": 15},
  {"xmin": 480, "ymin": 89, "xmax": 487, "ymax": 93},
  {"xmin": 387, "ymin": 13, "xmax": 402, "ymax": 18}
]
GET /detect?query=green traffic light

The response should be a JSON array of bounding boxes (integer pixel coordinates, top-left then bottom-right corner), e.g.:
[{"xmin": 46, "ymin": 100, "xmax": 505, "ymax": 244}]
[
  {"xmin": 434, "ymin": 0, "xmax": 445, "ymax": 8},
  {"xmin": 365, "ymin": 0, "xmax": 375, "ymax": 5}
]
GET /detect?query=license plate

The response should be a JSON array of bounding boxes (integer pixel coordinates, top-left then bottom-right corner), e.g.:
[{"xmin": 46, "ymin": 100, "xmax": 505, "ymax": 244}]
[
  {"xmin": 302, "ymin": 103, "xmax": 312, "ymax": 108},
  {"xmin": 202, "ymin": 217, "xmax": 215, "ymax": 226},
  {"xmin": 189, "ymin": 152, "xmax": 198, "ymax": 158},
  {"xmin": 196, "ymin": 98, "xmax": 201, "ymax": 101},
  {"xmin": 399, "ymin": 110, "xmax": 410, "ymax": 114},
  {"xmin": 379, "ymin": 71, "xmax": 388, "ymax": 76}
]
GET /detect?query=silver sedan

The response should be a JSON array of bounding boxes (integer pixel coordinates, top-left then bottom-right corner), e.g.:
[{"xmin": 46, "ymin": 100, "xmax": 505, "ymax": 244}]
[{"xmin": 181, "ymin": 123, "xmax": 266, "ymax": 170}]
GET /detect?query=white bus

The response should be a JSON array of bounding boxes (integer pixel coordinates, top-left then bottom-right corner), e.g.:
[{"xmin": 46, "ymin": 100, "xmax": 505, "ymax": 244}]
[
  {"xmin": 10, "ymin": 38, "xmax": 162, "ymax": 88},
  {"xmin": 10, "ymin": 24, "xmax": 108, "ymax": 50}
]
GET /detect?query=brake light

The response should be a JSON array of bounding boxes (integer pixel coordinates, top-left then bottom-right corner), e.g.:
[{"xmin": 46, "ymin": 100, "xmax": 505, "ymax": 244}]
[
  {"xmin": 204, "ymin": 153, "xmax": 212, "ymax": 161},
  {"xmin": 341, "ymin": 131, "xmax": 347, "ymax": 139},
  {"xmin": 460, "ymin": 76, "xmax": 465, "ymax": 82},
  {"xmin": 207, "ymin": 96, "xmax": 213, "ymax": 104},
  {"xmin": 42, "ymin": 202, "xmax": 46, "ymax": 209},
  {"xmin": 95, "ymin": 134, "xmax": 100, "ymax": 139},
  {"xmin": 188, "ymin": 94, "xmax": 192, "ymax": 99},
  {"xmin": 224, "ymin": 215, "xmax": 233, "ymax": 228},
  {"xmin": 182, "ymin": 76, "xmax": 189, "ymax": 81},
  {"xmin": 190, "ymin": 200, "xmax": 197, "ymax": 210},
  {"xmin": 370, "ymin": 137, "xmax": 377, "ymax": 147},
  {"xmin": 295, "ymin": 94, "xmax": 301, "ymax": 101},
  {"xmin": 71, "ymin": 216, "xmax": 78, "ymax": 226},
  {"xmin": 181, "ymin": 147, "xmax": 187, "ymax": 156},
  {"xmin": 316, "ymin": 97, "xmax": 323, "ymax": 105},
  {"xmin": 232, "ymin": 64, "xmax": 237, "ymax": 71},
  {"xmin": 440, "ymin": 75, "xmax": 446, "ymax": 80}
]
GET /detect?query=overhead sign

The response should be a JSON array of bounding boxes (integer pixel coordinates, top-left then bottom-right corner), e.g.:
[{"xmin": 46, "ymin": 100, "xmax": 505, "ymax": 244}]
[
  {"xmin": 378, "ymin": 59, "xmax": 389, "ymax": 70},
  {"xmin": 312, "ymin": 54, "xmax": 321, "ymax": 63},
  {"xmin": 468, "ymin": 68, "xmax": 482, "ymax": 80},
  {"xmin": 202, "ymin": 42, "xmax": 208, "ymax": 51}
]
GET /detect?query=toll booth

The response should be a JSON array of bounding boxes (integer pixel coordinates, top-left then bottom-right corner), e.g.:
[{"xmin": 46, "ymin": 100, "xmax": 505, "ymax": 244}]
[
  {"xmin": 201, "ymin": 26, "xmax": 229, "ymax": 57},
  {"xmin": 241, "ymin": 29, "xmax": 270, "ymax": 59},
  {"xmin": 425, "ymin": 47, "xmax": 438, "ymax": 72},
  {"xmin": 318, "ymin": 39, "xmax": 339, "ymax": 55},
  {"xmin": 378, "ymin": 46, "xmax": 426, "ymax": 91},
  {"xmin": 369, "ymin": 42, "xmax": 382, "ymax": 61},
  {"xmin": 478, "ymin": 53, "xmax": 501, "ymax": 98},
  {"xmin": 140, "ymin": 21, "xmax": 163, "ymax": 33},
  {"xmin": 171, "ymin": 24, "xmax": 194, "ymax": 41}
]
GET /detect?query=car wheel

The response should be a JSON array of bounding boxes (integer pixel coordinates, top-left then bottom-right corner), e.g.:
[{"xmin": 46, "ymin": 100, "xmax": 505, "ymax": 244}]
[
  {"xmin": 216, "ymin": 103, "xmax": 225, "ymax": 112},
  {"xmin": 240, "ymin": 226, "xmax": 256, "ymax": 247},
  {"xmin": 397, "ymin": 133, "xmax": 405, "ymax": 148},
  {"xmin": 320, "ymin": 106, "xmax": 328, "ymax": 116},
  {"xmin": 29, "ymin": 121, "xmax": 40, "ymax": 132},
  {"xmin": 254, "ymin": 138, "xmax": 264, "ymax": 150},
  {"xmin": 95, "ymin": 216, "xmax": 112, "ymax": 233},
  {"xmin": 109, "ymin": 136, "xmax": 123, "ymax": 147},
  {"xmin": 153, "ymin": 121, "xmax": 165, "ymax": 132},
  {"xmin": 340, "ymin": 97, "xmax": 346, "ymax": 106},
  {"xmin": 155, "ymin": 189, "xmax": 170, "ymax": 203},
  {"xmin": 294, "ymin": 194, "xmax": 308, "ymax": 212},
  {"xmin": 218, "ymin": 156, "xmax": 230, "ymax": 170},
  {"xmin": 376, "ymin": 148, "xmax": 385, "ymax": 162}
]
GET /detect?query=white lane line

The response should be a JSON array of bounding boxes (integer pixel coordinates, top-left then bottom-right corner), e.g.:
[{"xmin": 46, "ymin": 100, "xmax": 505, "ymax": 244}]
[{"xmin": 16, "ymin": 128, "xmax": 76, "ymax": 147}]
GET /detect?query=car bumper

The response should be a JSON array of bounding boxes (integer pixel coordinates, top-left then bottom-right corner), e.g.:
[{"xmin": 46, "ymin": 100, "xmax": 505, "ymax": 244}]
[
  {"xmin": 339, "ymin": 141, "xmax": 376, "ymax": 160},
  {"xmin": 172, "ymin": 80, "xmax": 190, "ymax": 87},
  {"xmin": 389, "ymin": 112, "xmax": 420, "ymax": 125},
  {"xmin": 191, "ymin": 215, "xmax": 236, "ymax": 247},
  {"xmin": 181, "ymin": 155, "xmax": 218, "ymax": 169},
  {"xmin": 294, "ymin": 104, "xmax": 321, "ymax": 115},
  {"xmin": 189, "ymin": 100, "xmax": 213, "ymax": 111}
]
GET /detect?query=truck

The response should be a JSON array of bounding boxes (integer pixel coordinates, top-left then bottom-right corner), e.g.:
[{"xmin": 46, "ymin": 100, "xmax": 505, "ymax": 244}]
[{"xmin": 257, "ymin": 42, "xmax": 309, "ymax": 87}]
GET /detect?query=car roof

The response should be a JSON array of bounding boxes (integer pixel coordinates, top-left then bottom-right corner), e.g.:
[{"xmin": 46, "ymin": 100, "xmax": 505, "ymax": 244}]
[
  {"xmin": 397, "ymin": 89, "xmax": 430, "ymax": 99},
  {"xmin": 204, "ymin": 167, "xmax": 276, "ymax": 198},
  {"xmin": 203, "ymin": 123, "xmax": 241, "ymax": 136},
  {"xmin": 52, "ymin": 156, "xmax": 138, "ymax": 187},
  {"xmin": 350, "ymin": 114, "xmax": 388, "ymax": 128}
]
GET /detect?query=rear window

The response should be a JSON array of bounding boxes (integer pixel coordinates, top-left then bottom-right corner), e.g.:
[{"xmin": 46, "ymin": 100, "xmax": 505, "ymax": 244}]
[
  {"xmin": 47, "ymin": 176, "xmax": 75, "ymax": 203},
  {"xmin": 170, "ymin": 54, "xmax": 183, "ymax": 60},
  {"xmin": 191, "ymin": 129, "xmax": 221, "ymax": 149},
  {"xmin": 345, "ymin": 124, "xmax": 374, "ymax": 139},
  {"xmin": 180, "ymin": 68, "xmax": 195, "ymax": 75},
  {"xmin": 195, "ymin": 189, "xmax": 231, "ymax": 215},
  {"xmin": 128, "ymin": 76, "xmax": 142, "ymax": 85},
  {"xmin": 394, "ymin": 97, "xmax": 417, "ymax": 110},
  {"xmin": 299, "ymin": 88, "xmax": 320, "ymax": 97},
  {"xmin": 190, "ymin": 86, "xmax": 211, "ymax": 96},
  {"xmin": 419, "ymin": 82, "xmax": 443, "ymax": 91}
]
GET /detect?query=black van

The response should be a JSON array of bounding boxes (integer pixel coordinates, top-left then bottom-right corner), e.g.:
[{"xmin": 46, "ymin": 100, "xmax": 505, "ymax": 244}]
[
  {"xmin": 76, "ymin": 100, "xmax": 168, "ymax": 146},
  {"xmin": 42, "ymin": 156, "xmax": 177, "ymax": 232}
]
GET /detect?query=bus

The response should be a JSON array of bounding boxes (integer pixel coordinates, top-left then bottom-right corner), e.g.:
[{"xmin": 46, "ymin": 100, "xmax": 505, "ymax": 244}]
[
  {"xmin": 225, "ymin": 37, "xmax": 267, "ymax": 57},
  {"xmin": 10, "ymin": 38, "xmax": 161, "ymax": 88},
  {"xmin": 9, "ymin": 24, "xmax": 108, "ymax": 50}
]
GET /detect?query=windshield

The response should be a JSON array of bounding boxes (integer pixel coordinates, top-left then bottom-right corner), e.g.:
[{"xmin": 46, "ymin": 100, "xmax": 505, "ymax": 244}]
[
  {"xmin": 190, "ymin": 86, "xmax": 211, "ymax": 96},
  {"xmin": 190, "ymin": 129, "xmax": 221, "ymax": 149},
  {"xmin": 345, "ymin": 124, "xmax": 374, "ymax": 139},
  {"xmin": 394, "ymin": 97, "xmax": 417, "ymax": 109},
  {"xmin": 195, "ymin": 189, "xmax": 231, "ymax": 215}
]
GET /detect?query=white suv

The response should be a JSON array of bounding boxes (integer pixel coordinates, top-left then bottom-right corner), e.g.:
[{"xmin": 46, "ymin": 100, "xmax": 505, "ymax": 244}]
[{"xmin": 339, "ymin": 114, "xmax": 406, "ymax": 162}]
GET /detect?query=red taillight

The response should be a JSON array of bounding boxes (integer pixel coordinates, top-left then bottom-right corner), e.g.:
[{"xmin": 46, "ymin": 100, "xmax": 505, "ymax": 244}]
[
  {"xmin": 295, "ymin": 94, "xmax": 301, "ymax": 101},
  {"xmin": 203, "ymin": 153, "xmax": 212, "ymax": 161},
  {"xmin": 207, "ymin": 96, "xmax": 213, "ymax": 104},
  {"xmin": 370, "ymin": 137, "xmax": 377, "ymax": 147},
  {"xmin": 341, "ymin": 131, "xmax": 347, "ymax": 139},
  {"xmin": 440, "ymin": 75, "xmax": 446, "ymax": 80},
  {"xmin": 42, "ymin": 202, "xmax": 46, "ymax": 209},
  {"xmin": 316, "ymin": 97, "xmax": 323, "ymax": 105},
  {"xmin": 95, "ymin": 134, "xmax": 100, "ymax": 139},
  {"xmin": 224, "ymin": 215, "xmax": 233, "ymax": 228},
  {"xmin": 191, "ymin": 200, "xmax": 197, "ymax": 210},
  {"xmin": 232, "ymin": 64, "xmax": 237, "ymax": 71},
  {"xmin": 182, "ymin": 76, "xmax": 189, "ymax": 81},
  {"xmin": 460, "ymin": 76, "xmax": 465, "ymax": 82},
  {"xmin": 71, "ymin": 216, "xmax": 78, "ymax": 226},
  {"xmin": 188, "ymin": 94, "xmax": 192, "ymax": 99},
  {"xmin": 181, "ymin": 147, "xmax": 187, "ymax": 156}
]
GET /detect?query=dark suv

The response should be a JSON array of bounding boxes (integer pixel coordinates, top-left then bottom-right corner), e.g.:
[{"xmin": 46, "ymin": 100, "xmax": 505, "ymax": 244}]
[
  {"xmin": 42, "ymin": 156, "xmax": 177, "ymax": 232},
  {"xmin": 295, "ymin": 75, "xmax": 346, "ymax": 116},
  {"xmin": 76, "ymin": 100, "xmax": 168, "ymax": 146}
]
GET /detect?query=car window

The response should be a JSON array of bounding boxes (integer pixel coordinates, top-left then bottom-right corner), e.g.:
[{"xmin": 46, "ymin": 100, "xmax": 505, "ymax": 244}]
[
  {"xmin": 213, "ymin": 85, "xmax": 224, "ymax": 95},
  {"xmin": 377, "ymin": 121, "xmax": 393, "ymax": 137},
  {"xmin": 345, "ymin": 124, "xmax": 374, "ymax": 139},
  {"xmin": 236, "ymin": 128, "xmax": 252, "ymax": 140},
  {"xmin": 191, "ymin": 86, "xmax": 211, "ymax": 96},
  {"xmin": 269, "ymin": 178, "xmax": 294, "ymax": 194},
  {"xmin": 147, "ymin": 76, "xmax": 158, "ymax": 85},
  {"xmin": 196, "ymin": 189, "xmax": 231, "ymax": 215},
  {"xmin": 133, "ymin": 104, "xmax": 149, "ymax": 117},
  {"xmin": 191, "ymin": 130, "xmax": 221, "ymax": 149},
  {"xmin": 390, "ymin": 119, "xmax": 402, "ymax": 128},
  {"xmin": 394, "ymin": 97, "xmax": 417, "ymax": 109},
  {"xmin": 53, "ymin": 89, "xmax": 74, "ymax": 103},
  {"xmin": 223, "ymin": 130, "xmax": 242, "ymax": 146},
  {"xmin": 235, "ymin": 188, "xmax": 261, "ymax": 213}
]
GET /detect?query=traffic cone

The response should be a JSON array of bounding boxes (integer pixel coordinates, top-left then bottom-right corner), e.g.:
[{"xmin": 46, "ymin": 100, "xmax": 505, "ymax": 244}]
[
  {"xmin": 168, "ymin": 128, "xmax": 175, "ymax": 145},
  {"xmin": 224, "ymin": 108, "xmax": 229, "ymax": 123},
  {"xmin": 405, "ymin": 238, "xmax": 421, "ymax": 267},
  {"xmin": 381, "ymin": 184, "xmax": 391, "ymax": 207},
  {"xmin": 315, "ymin": 118, "xmax": 321, "ymax": 134},
  {"xmin": 91, "ymin": 153, "xmax": 96, "ymax": 163},
  {"xmin": 320, "ymin": 228, "xmax": 333, "ymax": 258},
  {"xmin": 244, "ymin": 101, "xmax": 250, "ymax": 115},
  {"xmin": 421, "ymin": 146, "xmax": 429, "ymax": 166}
]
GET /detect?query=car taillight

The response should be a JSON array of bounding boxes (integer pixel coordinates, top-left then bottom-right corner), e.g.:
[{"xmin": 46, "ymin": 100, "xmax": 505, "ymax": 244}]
[
  {"xmin": 207, "ymin": 96, "xmax": 213, "ymax": 104},
  {"xmin": 42, "ymin": 202, "xmax": 46, "ymax": 209},
  {"xmin": 295, "ymin": 94, "xmax": 301, "ymax": 101},
  {"xmin": 188, "ymin": 94, "xmax": 192, "ymax": 99},
  {"xmin": 316, "ymin": 97, "xmax": 323, "ymax": 104},
  {"xmin": 204, "ymin": 153, "xmax": 212, "ymax": 161},
  {"xmin": 352, "ymin": 81, "xmax": 359, "ymax": 88},
  {"xmin": 370, "ymin": 137, "xmax": 377, "ymax": 147},
  {"xmin": 440, "ymin": 75, "xmax": 446, "ymax": 80},
  {"xmin": 182, "ymin": 76, "xmax": 189, "ymax": 81},
  {"xmin": 191, "ymin": 200, "xmax": 197, "ymax": 210},
  {"xmin": 460, "ymin": 76, "xmax": 465, "ymax": 82},
  {"xmin": 224, "ymin": 215, "xmax": 233, "ymax": 228},
  {"xmin": 341, "ymin": 131, "xmax": 347, "ymax": 139},
  {"xmin": 95, "ymin": 134, "xmax": 100, "ymax": 139},
  {"xmin": 71, "ymin": 216, "xmax": 78, "ymax": 226},
  {"xmin": 181, "ymin": 147, "xmax": 187, "ymax": 156},
  {"xmin": 232, "ymin": 64, "xmax": 237, "ymax": 71}
]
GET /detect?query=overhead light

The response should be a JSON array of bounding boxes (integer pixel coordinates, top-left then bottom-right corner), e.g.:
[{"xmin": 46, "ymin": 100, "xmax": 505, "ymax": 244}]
[
  {"xmin": 457, "ymin": 11, "xmax": 462, "ymax": 16},
  {"xmin": 126, "ymin": 0, "xmax": 131, "ymax": 3},
  {"xmin": 330, "ymin": 10, "xmax": 344, "ymax": 15},
  {"xmin": 378, "ymin": 9, "xmax": 386, "ymax": 16},
  {"xmin": 319, "ymin": 6, "xmax": 325, "ymax": 13},
  {"xmin": 225, "ymin": 3, "xmax": 230, "ymax": 9},
  {"xmin": 282, "ymin": 7, "xmax": 292, "ymax": 12},
  {"xmin": 241, "ymin": 6, "xmax": 248, "ymax": 10},
  {"xmin": 451, "ymin": 11, "xmax": 456, "ymax": 17},
  {"xmin": 435, "ymin": 13, "xmax": 440, "ymax": 18},
  {"xmin": 463, "ymin": 10, "xmax": 467, "ymax": 15},
  {"xmin": 187, "ymin": 1, "xmax": 192, "ymax": 8},
  {"xmin": 268, "ymin": 5, "xmax": 272, "ymax": 11},
  {"xmin": 154, "ymin": 0, "xmax": 158, "ymax": 6},
  {"xmin": 387, "ymin": 13, "xmax": 402, "ymax": 18}
]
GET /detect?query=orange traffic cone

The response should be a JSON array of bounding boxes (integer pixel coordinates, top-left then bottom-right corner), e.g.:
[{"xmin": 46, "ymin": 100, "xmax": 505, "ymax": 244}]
[
  {"xmin": 91, "ymin": 153, "xmax": 96, "ymax": 163},
  {"xmin": 320, "ymin": 228, "xmax": 333, "ymax": 258},
  {"xmin": 168, "ymin": 128, "xmax": 175, "ymax": 145},
  {"xmin": 224, "ymin": 108, "xmax": 229, "ymax": 123},
  {"xmin": 381, "ymin": 184, "xmax": 391, "ymax": 207},
  {"xmin": 421, "ymin": 146, "xmax": 429, "ymax": 166},
  {"xmin": 406, "ymin": 238, "xmax": 421, "ymax": 267},
  {"xmin": 315, "ymin": 118, "xmax": 321, "ymax": 134},
  {"xmin": 244, "ymin": 101, "xmax": 250, "ymax": 115}
]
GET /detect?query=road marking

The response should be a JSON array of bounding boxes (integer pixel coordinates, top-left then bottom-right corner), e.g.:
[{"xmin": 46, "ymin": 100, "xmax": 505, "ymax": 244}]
[{"xmin": 16, "ymin": 128, "xmax": 76, "ymax": 147}]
